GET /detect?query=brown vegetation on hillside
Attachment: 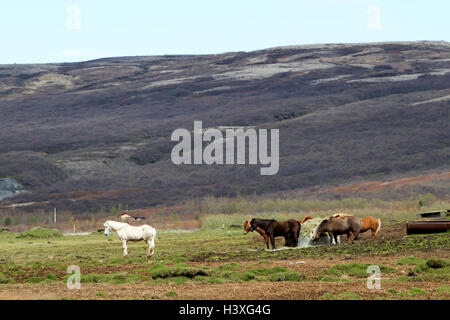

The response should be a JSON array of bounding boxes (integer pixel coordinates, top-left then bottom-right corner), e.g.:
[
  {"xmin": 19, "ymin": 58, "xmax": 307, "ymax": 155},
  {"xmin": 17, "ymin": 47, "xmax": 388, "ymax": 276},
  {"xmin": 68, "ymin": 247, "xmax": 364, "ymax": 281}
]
[{"xmin": 0, "ymin": 41, "xmax": 449, "ymax": 213}]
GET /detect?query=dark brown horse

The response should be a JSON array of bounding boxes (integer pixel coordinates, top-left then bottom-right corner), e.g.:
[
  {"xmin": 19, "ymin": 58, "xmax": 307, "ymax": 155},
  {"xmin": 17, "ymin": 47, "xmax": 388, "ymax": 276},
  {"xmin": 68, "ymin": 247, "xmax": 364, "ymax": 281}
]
[
  {"xmin": 312, "ymin": 215, "xmax": 361, "ymax": 245},
  {"xmin": 248, "ymin": 218, "xmax": 301, "ymax": 249}
]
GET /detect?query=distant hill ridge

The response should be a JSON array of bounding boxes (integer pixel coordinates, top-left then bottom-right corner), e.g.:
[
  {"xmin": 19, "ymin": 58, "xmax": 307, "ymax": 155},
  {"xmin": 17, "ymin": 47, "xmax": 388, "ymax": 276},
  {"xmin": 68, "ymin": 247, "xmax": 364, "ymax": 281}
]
[{"xmin": 0, "ymin": 41, "xmax": 449, "ymax": 212}]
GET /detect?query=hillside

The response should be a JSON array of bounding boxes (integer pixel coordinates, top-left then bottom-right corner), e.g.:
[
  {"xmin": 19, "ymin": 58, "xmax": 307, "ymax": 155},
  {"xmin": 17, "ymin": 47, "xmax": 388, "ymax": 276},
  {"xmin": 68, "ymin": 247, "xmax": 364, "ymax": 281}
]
[{"xmin": 0, "ymin": 41, "xmax": 449, "ymax": 212}]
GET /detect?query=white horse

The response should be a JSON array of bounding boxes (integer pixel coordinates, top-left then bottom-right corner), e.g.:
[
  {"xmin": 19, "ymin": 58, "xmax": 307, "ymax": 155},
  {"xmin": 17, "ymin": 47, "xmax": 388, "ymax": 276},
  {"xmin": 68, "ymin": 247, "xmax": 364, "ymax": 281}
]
[{"xmin": 103, "ymin": 220, "xmax": 156, "ymax": 257}]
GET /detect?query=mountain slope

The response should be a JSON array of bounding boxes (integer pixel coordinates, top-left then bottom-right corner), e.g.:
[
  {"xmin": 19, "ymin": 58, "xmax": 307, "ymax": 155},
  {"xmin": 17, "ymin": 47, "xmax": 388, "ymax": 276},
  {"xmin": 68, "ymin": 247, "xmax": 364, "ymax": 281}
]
[{"xmin": 1, "ymin": 41, "xmax": 449, "ymax": 211}]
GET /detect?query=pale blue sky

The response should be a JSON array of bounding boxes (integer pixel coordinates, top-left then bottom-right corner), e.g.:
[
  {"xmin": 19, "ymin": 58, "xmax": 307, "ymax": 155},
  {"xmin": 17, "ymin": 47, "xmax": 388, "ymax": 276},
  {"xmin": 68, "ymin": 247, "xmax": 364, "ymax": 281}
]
[{"xmin": 1, "ymin": 0, "xmax": 448, "ymax": 63}]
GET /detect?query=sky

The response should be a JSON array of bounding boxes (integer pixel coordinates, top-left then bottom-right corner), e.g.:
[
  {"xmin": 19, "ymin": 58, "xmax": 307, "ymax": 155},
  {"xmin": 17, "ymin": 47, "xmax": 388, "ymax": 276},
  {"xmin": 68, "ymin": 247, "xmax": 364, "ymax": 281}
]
[{"xmin": 1, "ymin": 0, "xmax": 449, "ymax": 64}]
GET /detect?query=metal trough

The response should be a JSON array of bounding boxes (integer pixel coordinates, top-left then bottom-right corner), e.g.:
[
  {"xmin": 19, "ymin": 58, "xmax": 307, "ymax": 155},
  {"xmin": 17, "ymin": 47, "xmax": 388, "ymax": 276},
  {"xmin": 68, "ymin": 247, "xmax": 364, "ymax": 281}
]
[
  {"xmin": 417, "ymin": 211, "xmax": 442, "ymax": 218},
  {"xmin": 406, "ymin": 220, "xmax": 450, "ymax": 235}
]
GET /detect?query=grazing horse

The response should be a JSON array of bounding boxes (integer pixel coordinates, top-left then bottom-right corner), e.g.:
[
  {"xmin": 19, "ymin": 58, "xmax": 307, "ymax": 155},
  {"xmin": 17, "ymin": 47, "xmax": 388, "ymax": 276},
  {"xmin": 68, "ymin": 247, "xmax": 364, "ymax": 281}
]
[
  {"xmin": 312, "ymin": 215, "xmax": 361, "ymax": 245},
  {"xmin": 331, "ymin": 214, "xmax": 381, "ymax": 240},
  {"xmin": 346, "ymin": 216, "xmax": 381, "ymax": 240},
  {"xmin": 248, "ymin": 218, "xmax": 301, "ymax": 249},
  {"xmin": 104, "ymin": 220, "xmax": 156, "ymax": 257}
]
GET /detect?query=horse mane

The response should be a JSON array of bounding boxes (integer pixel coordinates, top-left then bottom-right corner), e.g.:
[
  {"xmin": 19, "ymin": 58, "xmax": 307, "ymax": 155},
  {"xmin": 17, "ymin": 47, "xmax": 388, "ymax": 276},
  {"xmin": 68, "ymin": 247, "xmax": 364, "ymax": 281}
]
[
  {"xmin": 250, "ymin": 218, "xmax": 276, "ymax": 225},
  {"xmin": 312, "ymin": 218, "xmax": 329, "ymax": 238},
  {"xmin": 105, "ymin": 220, "xmax": 130, "ymax": 230},
  {"xmin": 250, "ymin": 218, "xmax": 277, "ymax": 230},
  {"xmin": 331, "ymin": 213, "xmax": 352, "ymax": 219}
]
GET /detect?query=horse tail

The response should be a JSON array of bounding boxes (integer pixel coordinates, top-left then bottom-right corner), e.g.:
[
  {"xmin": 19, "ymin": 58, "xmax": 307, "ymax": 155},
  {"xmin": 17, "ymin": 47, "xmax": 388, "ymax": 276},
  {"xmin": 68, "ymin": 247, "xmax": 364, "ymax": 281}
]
[
  {"xmin": 299, "ymin": 216, "xmax": 312, "ymax": 224},
  {"xmin": 375, "ymin": 218, "xmax": 381, "ymax": 235}
]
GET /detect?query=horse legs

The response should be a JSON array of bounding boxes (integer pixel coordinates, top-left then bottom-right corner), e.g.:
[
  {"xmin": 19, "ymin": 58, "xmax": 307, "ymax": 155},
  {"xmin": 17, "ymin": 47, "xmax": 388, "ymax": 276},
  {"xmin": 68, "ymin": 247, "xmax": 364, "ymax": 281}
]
[
  {"xmin": 292, "ymin": 230, "xmax": 299, "ymax": 247},
  {"xmin": 263, "ymin": 234, "xmax": 270, "ymax": 249},
  {"xmin": 333, "ymin": 233, "xmax": 339, "ymax": 245},
  {"xmin": 348, "ymin": 232, "xmax": 354, "ymax": 242},
  {"xmin": 122, "ymin": 240, "xmax": 128, "ymax": 257},
  {"xmin": 347, "ymin": 231, "xmax": 355, "ymax": 242},
  {"xmin": 147, "ymin": 238, "xmax": 155, "ymax": 257},
  {"xmin": 351, "ymin": 230, "xmax": 360, "ymax": 243},
  {"xmin": 371, "ymin": 228, "xmax": 376, "ymax": 239},
  {"xmin": 327, "ymin": 232, "xmax": 335, "ymax": 245},
  {"xmin": 270, "ymin": 234, "xmax": 276, "ymax": 250},
  {"xmin": 284, "ymin": 235, "xmax": 291, "ymax": 247}
]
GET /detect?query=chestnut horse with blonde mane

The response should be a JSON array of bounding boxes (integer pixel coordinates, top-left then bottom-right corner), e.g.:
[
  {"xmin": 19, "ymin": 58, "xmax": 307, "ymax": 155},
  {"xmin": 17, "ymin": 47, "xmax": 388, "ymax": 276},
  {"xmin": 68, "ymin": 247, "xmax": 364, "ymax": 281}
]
[{"xmin": 332, "ymin": 214, "xmax": 381, "ymax": 240}]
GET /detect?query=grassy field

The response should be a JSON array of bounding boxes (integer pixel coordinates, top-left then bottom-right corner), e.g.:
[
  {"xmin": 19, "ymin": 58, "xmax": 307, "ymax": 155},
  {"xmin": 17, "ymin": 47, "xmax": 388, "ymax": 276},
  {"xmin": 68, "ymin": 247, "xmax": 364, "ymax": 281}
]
[{"xmin": 0, "ymin": 206, "xmax": 449, "ymax": 300}]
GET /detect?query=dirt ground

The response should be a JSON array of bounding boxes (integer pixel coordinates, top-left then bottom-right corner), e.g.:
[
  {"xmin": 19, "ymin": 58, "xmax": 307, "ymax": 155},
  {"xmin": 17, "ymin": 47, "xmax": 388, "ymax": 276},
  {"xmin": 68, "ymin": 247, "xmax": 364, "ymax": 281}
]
[{"xmin": 1, "ymin": 251, "xmax": 448, "ymax": 300}]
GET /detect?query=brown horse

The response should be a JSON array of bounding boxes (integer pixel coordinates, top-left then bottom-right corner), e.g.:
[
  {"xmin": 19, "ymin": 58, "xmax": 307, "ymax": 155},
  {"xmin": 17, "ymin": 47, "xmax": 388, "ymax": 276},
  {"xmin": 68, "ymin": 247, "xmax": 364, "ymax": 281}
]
[
  {"xmin": 332, "ymin": 214, "xmax": 381, "ymax": 240},
  {"xmin": 243, "ymin": 216, "xmax": 312, "ymax": 249},
  {"xmin": 347, "ymin": 216, "xmax": 381, "ymax": 240},
  {"xmin": 247, "ymin": 218, "xmax": 301, "ymax": 249},
  {"xmin": 244, "ymin": 217, "xmax": 311, "ymax": 249},
  {"xmin": 312, "ymin": 215, "xmax": 361, "ymax": 244}
]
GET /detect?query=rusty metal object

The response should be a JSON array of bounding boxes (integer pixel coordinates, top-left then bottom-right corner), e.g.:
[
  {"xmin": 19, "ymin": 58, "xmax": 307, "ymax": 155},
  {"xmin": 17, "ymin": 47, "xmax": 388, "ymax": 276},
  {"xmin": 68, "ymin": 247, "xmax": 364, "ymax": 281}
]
[{"xmin": 406, "ymin": 220, "xmax": 450, "ymax": 235}]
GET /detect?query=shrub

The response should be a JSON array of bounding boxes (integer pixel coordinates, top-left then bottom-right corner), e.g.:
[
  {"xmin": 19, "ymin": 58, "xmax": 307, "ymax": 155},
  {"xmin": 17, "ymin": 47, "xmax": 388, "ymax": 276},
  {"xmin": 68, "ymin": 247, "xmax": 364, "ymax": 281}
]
[
  {"xmin": 426, "ymin": 258, "xmax": 448, "ymax": 269},
  {"xmin": 16, "ymin": 227, "xmax": 63, "ymax": 239},
  {"xmin": 165, "ymin": 290, "xmax": 177, "ymax": 298},
  {"xmin": 3, "ymin": 217, "xmax": 12, "ymax": 226},
  {"xmin": 149, "ymin": 263, "xmax": 211, "ymax": 279},
  {"xmin": 414, "ymin": 258, "xmax": 449, "ymax": 273},
  {"xmin": 418, "ymin": 193, "xmax": 436, "ymax": 207},
  {"xmin": 396, "ymin": 256, "xmax": 425, "ymax": 265},
  {"xmin": 0, "ymin": 273, "xmax": 15, "ymax": 284}
]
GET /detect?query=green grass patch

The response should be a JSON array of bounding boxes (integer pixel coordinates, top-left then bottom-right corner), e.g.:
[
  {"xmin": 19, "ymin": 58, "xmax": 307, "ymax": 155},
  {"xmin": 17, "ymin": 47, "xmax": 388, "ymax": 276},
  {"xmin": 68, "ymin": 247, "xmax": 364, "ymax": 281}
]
[
  {"xmin": 165, "ymin": 290, "xmax": 177, "ymax": 298},
  {"xmin": 267, "ymin": 271, "xmax": 303, "ymax": 282},
  {"xmin": 147, "ymin": 262, "xmax": 211, "ymax": 279},
  {"xmin": 326, "ymin": 263, "xmax": 395, "ymax": 278},
  {"xmin": 95, "ymin": 291, "xmax": 109, "ymax": 297},
  {"xmin": 217, "ymin": 267, "xmax": 303, "ymax": 282},
  {"xmin": 396, "ymin": 256, "xmax": 425, "ymax": 265},
  {"xmin": 25, "ymin": 273, "xmax": 58, "ymax": 283},
  {"xmin": 434, "ymin": 285, "xmax": 450, "ymax": 294},
  {"xmin": 16, "ymin": 227, "xmax": 63, "ymax": 239},
  {"xmin": 337, "ymin": 292, "xmax": 362, "ymax": 300},
  {"xmin": 217, "ymin": 262, "xmax": 243, "ymax": 272},
  {"xmin": 317, "ymin": 275, "xmax": 350, "ymax": 282},
  {"xmin": 386, "ymin": 287, "xmax": 428, "ymax": 297},
  {"xmin": 0, "ymin": 272, "xmax": 16, "ymax": 284},
  {"xmin": 76, "ymin": 272, "xmax": 147, "ymax": 284},
  {"xmin": 413, "ymin": 258, "xmax": 450, "ymax": 275},
  {"xmin": 246, "ymin": 267, "xmax": 288, "ymax": 276},
  {"xmin": 321, "ymin": 292, "xmax": 335, "ymax": 300}
]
